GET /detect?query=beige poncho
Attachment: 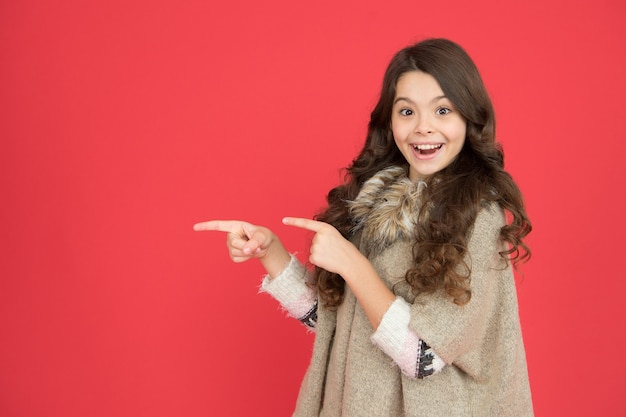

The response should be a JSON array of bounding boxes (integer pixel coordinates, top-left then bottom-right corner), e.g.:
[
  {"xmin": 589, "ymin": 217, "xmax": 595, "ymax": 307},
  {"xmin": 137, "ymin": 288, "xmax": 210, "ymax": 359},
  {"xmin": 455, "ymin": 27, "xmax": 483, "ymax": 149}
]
[{"xmin": 263, "ymin": 166, "xmax": 534, "ymax": 416}]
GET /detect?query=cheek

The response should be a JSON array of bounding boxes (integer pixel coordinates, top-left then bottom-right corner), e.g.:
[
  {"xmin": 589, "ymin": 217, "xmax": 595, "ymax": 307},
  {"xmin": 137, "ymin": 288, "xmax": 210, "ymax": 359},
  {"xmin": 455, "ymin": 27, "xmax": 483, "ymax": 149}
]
[
  {"xmin": 391, "ymin": 127, "xmax": 406, "ymax": 149},
  {"xmin": 451, "ymin": 123, "xmax": 467, "ymax": 145},
  {"xmin": 450, "ymin": 134, "xmax": 466, "ymax": 160},
  {"xmin": 390, "ymin": 120, "xmax": 407, "ymax": 141}
]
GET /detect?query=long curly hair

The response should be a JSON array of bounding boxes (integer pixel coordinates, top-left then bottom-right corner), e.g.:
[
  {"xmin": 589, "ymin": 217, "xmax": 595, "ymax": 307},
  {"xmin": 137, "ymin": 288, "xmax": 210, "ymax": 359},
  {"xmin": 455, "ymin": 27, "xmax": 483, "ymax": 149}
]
[{"xmin": 313, "ymin": 38, "xmax": 532, "ymax": 310}]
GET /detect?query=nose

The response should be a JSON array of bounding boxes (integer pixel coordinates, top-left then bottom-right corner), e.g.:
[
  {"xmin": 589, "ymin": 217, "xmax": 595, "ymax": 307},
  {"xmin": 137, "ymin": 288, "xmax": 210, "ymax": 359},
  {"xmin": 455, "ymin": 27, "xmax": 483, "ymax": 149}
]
[{"xmin": 414, "ymin": 114, "xmax": 434, "ymax": 135}]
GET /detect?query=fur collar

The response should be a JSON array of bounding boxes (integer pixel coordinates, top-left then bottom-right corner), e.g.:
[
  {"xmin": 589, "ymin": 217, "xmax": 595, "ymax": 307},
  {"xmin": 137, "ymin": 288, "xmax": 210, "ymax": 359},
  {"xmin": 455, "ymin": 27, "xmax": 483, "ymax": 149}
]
[{"xmin": 348, "ymin": 166, "xmax": 426, "ymax": 254}]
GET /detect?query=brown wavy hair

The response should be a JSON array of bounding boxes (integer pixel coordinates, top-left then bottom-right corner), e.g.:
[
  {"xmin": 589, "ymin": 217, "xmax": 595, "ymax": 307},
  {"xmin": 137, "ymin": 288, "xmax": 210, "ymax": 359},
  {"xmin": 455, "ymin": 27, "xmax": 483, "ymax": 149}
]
[{"xmin": 313, "ymin": 38, "xmax": 532, "ymax": 310}]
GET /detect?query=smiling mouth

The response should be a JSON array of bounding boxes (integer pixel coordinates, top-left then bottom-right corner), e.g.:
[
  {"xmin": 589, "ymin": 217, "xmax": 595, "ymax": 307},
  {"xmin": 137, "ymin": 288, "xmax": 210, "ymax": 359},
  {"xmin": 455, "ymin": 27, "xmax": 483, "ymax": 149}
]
[{"xmin": 413, "ymin": 144, "xmax": 442, "ymax": 155}]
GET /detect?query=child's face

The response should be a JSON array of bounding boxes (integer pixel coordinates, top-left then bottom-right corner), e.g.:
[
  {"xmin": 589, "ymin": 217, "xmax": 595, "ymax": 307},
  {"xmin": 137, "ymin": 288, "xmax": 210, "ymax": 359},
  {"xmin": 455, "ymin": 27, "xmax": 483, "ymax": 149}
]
[{"xmin": 391, "ymin": 71, "xmax": 467, "ymax": 182}]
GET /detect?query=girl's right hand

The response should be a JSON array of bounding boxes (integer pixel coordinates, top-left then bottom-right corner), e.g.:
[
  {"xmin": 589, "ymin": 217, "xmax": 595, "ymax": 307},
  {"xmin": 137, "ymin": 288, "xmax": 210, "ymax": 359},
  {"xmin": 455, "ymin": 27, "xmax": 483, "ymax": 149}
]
[
  {"xmin": 193, "ymin": 220, "xmax": 274, "ymax": 262},
  {"xmin": 193, "ymin": 220, "xmax": 291, "ymax": 278}
]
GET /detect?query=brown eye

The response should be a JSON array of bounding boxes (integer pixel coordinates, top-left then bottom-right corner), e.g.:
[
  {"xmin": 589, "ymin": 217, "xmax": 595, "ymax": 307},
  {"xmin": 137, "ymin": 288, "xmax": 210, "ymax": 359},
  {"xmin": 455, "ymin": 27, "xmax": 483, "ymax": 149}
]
[
  {"xmin": 436, "ymin": 107, "xmax": 451, "ymax": 115},
  {"xmin": 400, "ymin": 109, "xmax": 413, "ymax": 116}
]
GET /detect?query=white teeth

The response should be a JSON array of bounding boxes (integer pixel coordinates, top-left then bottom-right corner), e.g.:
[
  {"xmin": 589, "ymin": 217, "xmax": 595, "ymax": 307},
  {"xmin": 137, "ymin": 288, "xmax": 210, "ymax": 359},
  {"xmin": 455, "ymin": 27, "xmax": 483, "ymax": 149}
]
[{"xmin": 413, "ymin": 144, "xmax": 442, "ymax": 150}]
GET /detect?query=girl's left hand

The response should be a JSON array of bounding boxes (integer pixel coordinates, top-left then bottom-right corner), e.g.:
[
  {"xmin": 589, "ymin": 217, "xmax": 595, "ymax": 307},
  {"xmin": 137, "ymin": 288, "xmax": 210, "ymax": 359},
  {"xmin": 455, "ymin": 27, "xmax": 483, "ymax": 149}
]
[
  {"xmin": 284, "ymin": 217, "xmax": 395, "ymax": 330},
  {"xmin": 282, "ymin": 217, "xmax": 361, "ymax": 276}
]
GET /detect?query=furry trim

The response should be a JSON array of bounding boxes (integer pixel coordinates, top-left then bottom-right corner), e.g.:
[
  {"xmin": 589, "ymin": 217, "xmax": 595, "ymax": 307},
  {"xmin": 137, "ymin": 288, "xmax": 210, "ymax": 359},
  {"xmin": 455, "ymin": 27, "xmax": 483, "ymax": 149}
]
[{"xmin": 347, "ymin": 166, "xmax": 426, "ymax": 255}]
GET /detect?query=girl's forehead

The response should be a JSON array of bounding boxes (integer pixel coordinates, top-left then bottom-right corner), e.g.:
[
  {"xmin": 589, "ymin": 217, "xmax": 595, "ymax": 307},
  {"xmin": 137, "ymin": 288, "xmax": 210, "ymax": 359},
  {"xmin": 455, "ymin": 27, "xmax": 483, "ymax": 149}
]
[{"xmin": 394, "ymin": 71, "xmax": 445, "ymax": 100}]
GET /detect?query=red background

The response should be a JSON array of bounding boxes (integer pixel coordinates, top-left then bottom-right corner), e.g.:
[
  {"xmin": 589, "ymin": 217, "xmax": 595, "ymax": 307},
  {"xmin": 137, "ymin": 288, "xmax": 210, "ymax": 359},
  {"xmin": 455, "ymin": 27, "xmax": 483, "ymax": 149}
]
[{"xmin": 2, "ymin": 0, "xmax": 625, "ymax": 416}]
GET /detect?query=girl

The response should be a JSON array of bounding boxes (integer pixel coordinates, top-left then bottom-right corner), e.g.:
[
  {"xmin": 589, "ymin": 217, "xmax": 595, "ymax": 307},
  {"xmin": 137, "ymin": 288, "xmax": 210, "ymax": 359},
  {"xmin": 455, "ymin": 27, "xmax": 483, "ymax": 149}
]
[{"xmin": 195, "ymin": 38, "xmax": 533, "ymax": 416}]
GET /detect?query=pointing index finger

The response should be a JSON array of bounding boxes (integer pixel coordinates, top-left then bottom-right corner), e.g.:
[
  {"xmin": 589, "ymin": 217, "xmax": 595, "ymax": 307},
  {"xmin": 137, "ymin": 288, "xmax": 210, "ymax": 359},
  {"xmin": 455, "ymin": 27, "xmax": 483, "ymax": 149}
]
[
  {"xmin": 193, "ymin": 220, "xmax": 243, "ymax": 233},
  {"xmin": 282, "ymin": 217, "xmax": 325, "ymax": 232}
]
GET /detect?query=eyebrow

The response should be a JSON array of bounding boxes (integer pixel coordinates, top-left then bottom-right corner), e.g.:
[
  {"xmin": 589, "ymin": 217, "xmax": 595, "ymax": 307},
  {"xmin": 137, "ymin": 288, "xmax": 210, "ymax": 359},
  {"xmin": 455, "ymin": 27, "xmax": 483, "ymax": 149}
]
[{"xmin": 393, "ymin": 95, "xmax": 448, "ymax": 105}]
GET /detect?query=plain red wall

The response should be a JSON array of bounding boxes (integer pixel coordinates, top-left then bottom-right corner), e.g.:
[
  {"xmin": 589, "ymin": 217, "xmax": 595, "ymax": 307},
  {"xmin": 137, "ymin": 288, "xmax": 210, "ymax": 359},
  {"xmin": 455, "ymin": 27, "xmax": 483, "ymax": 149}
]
[{"xmin": 2, "ymin": 0, "xmax": 625, "ymax": 416}]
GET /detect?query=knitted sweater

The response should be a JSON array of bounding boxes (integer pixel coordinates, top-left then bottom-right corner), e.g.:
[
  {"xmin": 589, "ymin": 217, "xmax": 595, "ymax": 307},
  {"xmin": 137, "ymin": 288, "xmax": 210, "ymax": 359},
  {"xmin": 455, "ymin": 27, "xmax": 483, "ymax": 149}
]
[{"xmin": 262, "ymin": 167, "xmax": 534, "ymax": 417}]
